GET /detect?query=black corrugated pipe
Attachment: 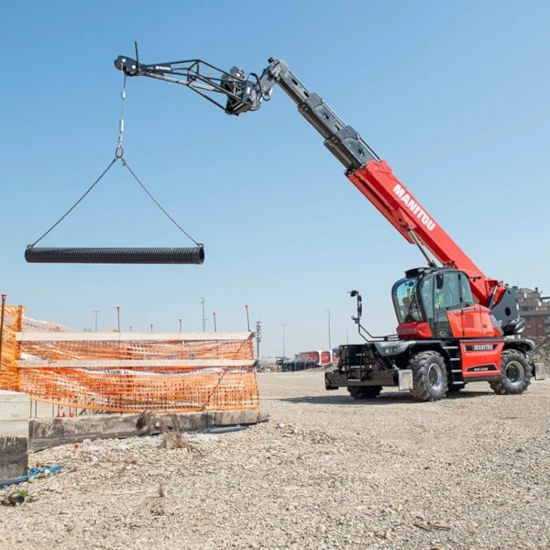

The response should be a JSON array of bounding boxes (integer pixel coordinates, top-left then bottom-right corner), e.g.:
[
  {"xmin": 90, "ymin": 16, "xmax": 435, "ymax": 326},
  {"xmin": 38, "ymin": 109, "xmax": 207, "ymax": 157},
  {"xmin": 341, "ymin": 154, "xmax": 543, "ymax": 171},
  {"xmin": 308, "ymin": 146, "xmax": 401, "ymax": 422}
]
[
  {"xmin": 24, "ymin": 246, "xmax": 205, "ymax": 265},
  {"xmin": 203, "ymin": 425, "xmax": 249, "ymax": 434}
]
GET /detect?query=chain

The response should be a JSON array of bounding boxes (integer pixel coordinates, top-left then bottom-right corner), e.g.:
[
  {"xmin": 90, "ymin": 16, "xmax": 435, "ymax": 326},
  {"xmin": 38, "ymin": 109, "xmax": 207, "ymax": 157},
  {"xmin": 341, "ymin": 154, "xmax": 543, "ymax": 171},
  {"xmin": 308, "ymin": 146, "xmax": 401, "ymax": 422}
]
[
  {"xmin": 115, "ymin": 71, "xmax": 201, "ymax": 246},
  {"xmin": 29, "ymin": 71, "xmax": 203, "ymax": 249},
  {"xmin": 115, "ymin": 74, "xmax": 127, "ymax": 158},
  {"xmin": 121, "ymin": 158, "xmax": 202, "ymax": 247},
  {"xmin": 29, "ymin": 158, "xmax": 120, "ymax": 247}
]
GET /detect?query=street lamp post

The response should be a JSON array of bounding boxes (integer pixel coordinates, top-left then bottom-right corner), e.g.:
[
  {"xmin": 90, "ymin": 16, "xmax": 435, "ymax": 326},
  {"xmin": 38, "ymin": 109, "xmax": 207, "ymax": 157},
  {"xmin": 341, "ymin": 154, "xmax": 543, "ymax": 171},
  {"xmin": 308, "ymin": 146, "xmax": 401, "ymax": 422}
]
[
  {"xmin": 326, "ymin": 309, "xmax": 331, "ymax": 351},
  {"xmin": 256, "ymin": 320, "xmax": 262, "ymax": 359},
  {"xmin": 116, "ymin": 306, "xmax": 121, "ymax": 332},
  {"xmin": 93, "ymin": 310, "xmax": 100, "ymax": 332},
  {"xmin": 201, "ymin": 297, "xmax": 206, "ymax": 332},
  {"xmin": 281, "ymin": 323, "xmax": 287, "ymax": 360},
  {"xmin": 245, "ymin": 305, "xmax": 250, "ymax": 331},
  {"xmin": 179, "ymin": 318, "xmax": 182, "ymax": 332}
]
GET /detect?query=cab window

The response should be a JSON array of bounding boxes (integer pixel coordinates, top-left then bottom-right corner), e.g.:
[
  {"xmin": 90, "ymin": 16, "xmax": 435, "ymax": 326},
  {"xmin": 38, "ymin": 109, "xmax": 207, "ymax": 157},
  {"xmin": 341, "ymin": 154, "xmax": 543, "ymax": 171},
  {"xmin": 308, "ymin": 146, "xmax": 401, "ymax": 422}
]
[
  {"xmin": 420, "ymin": 276, "xmax": 434, "ymax": 321},
  {"xmin": 459, "ymin": 273, "xmax": 474, "ymax": 306},
  {"xmin": 392, "ymin": 277, "xmax": 423, "ymax": 323},
  {"xmin": 435, "ymin": 272, "xmax": 461, "ymax": 310}
]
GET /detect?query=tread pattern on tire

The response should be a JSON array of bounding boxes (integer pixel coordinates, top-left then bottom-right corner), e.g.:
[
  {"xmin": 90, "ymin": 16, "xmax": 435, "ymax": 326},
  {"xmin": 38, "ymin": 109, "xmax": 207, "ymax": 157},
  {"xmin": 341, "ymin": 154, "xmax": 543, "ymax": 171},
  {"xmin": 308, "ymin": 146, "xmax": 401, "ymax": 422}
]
[
  {"xmin": 489, "ymin": 349, "xmax": 532, "ymax": 395},
  {"xmin": 409, "ymin": 350, "xmax": 449, "ymax": 402}
]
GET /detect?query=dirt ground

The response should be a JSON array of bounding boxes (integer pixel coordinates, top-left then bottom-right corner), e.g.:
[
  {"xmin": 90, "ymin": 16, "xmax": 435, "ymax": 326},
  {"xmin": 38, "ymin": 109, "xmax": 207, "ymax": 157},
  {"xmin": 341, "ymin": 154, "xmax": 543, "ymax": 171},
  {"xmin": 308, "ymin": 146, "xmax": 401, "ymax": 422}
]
[{"xmin": 1, "ymin": 372, "xmax": 549, "ymax": 550}]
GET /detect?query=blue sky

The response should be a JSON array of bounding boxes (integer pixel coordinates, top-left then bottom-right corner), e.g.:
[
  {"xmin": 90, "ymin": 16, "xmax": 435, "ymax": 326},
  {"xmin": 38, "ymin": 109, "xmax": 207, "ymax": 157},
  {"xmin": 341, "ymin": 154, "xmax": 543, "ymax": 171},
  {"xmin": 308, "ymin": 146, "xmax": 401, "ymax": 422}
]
[{"xmin": 1, "ymin": 0, "xmax": 548, "ymax": 356}]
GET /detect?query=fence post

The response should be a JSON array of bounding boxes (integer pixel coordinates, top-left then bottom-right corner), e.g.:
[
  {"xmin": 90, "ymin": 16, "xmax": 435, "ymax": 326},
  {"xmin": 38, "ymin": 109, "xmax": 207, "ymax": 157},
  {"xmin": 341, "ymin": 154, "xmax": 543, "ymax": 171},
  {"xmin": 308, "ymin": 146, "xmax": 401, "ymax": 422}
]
[{"xmin": 0, "ymin": 294, "xmax": 7, "ymax": 366}]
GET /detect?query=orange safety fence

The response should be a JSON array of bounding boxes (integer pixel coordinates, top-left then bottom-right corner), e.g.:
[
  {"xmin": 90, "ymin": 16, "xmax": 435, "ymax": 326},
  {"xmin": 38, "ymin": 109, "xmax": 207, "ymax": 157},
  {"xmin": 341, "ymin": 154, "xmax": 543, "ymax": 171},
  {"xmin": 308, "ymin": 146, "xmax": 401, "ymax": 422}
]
[
  {"xmin": 18, "ymin": 367, "xmax": 259, "ymax": 413},
  {"xmin": 0, "ymin": 305, "xmax": 23, "ymax": 391},
  {"xmin": 1, "ymin": 304, "xmax": 260, "ymax": 413},
  {"xmin": 20, "ymin": 336, "xmax": 254, "ymax": 362}
]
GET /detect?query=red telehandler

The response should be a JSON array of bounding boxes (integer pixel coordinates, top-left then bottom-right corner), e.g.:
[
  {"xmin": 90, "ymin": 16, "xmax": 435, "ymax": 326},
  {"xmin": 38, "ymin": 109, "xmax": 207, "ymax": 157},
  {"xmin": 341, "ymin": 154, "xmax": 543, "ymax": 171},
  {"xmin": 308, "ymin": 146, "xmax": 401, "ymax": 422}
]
[{"xmin": 114, "ymin": 51, "xmax": 545, "ymax": 401}]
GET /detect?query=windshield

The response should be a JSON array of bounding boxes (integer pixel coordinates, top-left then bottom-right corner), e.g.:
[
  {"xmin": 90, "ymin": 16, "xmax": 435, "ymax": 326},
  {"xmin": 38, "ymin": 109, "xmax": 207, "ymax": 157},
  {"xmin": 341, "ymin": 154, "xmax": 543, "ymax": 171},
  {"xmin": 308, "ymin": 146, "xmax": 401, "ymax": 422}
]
[{"xmin": 392, "ymin": 277, "xmax": 424, "ymax": 324}]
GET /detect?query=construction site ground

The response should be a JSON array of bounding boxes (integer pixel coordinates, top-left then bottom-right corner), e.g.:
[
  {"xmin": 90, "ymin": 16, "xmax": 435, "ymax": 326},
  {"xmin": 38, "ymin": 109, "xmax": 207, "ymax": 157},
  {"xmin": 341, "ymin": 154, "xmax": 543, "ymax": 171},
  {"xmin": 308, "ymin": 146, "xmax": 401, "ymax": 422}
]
[{"xmin": 1, "ymin": 372, "xmax": 549, "ymax": 550}]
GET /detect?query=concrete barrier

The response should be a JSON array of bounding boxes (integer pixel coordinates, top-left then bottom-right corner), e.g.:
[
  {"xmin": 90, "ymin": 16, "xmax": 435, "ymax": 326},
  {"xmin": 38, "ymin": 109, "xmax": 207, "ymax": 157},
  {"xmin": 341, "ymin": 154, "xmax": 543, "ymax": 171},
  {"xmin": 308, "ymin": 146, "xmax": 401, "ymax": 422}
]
[
  {"xmin": 29, "ymin": 408, "xmax": 268, "ymax": 451},
  {"xmin": 0, "ymin": 390, "xmax": 29, "ymax": 479}
]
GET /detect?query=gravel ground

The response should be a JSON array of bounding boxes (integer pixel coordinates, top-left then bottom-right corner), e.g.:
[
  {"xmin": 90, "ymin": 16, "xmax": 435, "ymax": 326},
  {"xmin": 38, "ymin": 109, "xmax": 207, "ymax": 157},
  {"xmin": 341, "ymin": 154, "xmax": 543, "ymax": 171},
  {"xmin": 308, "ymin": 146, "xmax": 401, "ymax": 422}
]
[{"xmin": 1, "ymin": 373, "xmax": 549, "ymax": 550}]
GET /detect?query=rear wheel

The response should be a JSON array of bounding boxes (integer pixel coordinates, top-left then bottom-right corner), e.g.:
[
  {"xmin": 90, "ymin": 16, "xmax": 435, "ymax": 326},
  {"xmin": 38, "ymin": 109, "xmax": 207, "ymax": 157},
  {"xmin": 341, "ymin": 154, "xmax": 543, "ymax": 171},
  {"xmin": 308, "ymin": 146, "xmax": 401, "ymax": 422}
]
[
  {"xmin": 409, "ymin": 350, "xmax": 449, "ymax": 402},
  {"xmin": 347, "ymin": 386, "xmax": 382, "ymax": 400},
  {"xmin": 490, "ymin": 349, "xmax": 532, "ymax": 395}
]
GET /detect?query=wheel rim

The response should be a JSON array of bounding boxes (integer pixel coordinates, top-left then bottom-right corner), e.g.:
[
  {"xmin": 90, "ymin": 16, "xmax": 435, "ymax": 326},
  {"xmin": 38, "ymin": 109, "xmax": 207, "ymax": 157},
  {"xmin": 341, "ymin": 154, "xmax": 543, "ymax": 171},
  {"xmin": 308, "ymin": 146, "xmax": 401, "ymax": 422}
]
[
  {"xmin": 428, "ymin": 362, "xmax": 443, "ymax": 390},
  {"xmin": 505, "ymin": 360, "xmax": 524, "ymax": 385}
]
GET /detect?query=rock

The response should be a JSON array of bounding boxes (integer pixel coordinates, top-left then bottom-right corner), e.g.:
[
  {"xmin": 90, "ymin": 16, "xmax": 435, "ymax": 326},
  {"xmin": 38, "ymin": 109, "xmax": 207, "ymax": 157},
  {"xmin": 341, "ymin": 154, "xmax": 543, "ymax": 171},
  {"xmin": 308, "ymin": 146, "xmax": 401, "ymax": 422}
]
[{"xmin": 0, "ymin": 371, "xmax": 549, "ymax": 550}]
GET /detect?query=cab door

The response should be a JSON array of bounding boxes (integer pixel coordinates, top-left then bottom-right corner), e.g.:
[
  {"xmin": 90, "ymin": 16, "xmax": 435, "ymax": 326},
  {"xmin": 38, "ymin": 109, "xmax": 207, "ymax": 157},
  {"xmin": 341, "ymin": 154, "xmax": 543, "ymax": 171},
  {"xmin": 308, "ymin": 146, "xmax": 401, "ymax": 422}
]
[
  {"xmin": 432, "ymin": 271, "xmax": 462, "ymax": 338},
  {"xmin": 429, "ymin": 271, "xmax": 477, "ymax": 339}
]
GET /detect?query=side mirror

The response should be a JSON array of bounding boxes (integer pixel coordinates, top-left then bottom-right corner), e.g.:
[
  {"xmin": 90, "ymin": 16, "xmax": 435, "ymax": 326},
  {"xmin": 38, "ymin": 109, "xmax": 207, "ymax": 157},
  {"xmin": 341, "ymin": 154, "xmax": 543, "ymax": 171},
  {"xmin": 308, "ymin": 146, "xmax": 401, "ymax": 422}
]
[
  {"xmin": 436, "ymin": 273, "xmax": 444, "ymax": 290},
  {"xmin": 349, "ymin": 290, "xmax": 363, "ymax": 323}
]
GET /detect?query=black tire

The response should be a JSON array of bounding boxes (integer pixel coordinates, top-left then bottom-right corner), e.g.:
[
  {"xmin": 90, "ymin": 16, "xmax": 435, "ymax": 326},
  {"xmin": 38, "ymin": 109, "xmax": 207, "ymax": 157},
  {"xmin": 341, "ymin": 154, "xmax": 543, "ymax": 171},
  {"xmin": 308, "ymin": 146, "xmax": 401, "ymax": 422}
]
[
  {"xmin": 490, "ymin": 349, "xmax": 532, "ymax": 395},
  {"xmin": 409, "ymin": 350, "xmax": 449, "ymax": 402},
  {"xmin": 347, "ymin": 386, "xmax": 382, "ymax": 400}
]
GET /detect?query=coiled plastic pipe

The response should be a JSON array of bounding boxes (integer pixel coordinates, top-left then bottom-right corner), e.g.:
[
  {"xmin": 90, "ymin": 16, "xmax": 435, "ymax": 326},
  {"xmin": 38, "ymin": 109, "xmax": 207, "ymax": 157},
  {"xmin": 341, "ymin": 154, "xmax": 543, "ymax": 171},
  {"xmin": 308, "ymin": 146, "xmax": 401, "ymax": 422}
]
[{"xmin": 25, "ymin": 246, "xmax": 205, "ymax": 265}]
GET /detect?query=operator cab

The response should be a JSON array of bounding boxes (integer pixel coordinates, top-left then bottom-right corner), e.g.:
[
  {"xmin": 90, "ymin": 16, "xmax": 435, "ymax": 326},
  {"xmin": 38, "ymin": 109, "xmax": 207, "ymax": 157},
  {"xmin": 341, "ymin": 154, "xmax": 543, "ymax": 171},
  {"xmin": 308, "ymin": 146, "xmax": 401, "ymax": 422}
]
[{"xmin": 392, "ymin": 267, "xmax": 475, "ymax": 338}]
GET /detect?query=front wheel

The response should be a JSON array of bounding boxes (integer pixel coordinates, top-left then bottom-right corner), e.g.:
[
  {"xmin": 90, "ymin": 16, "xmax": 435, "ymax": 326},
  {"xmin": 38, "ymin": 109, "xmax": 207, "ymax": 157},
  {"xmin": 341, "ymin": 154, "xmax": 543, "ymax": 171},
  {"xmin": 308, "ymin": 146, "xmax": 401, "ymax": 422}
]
[
  {"xmin": 490, "ymin": 350, "xmax": 532, "ymax": 395},
  {"xmin": 409, "ymin": 350, "xmax": 449, "ymax": 402}
]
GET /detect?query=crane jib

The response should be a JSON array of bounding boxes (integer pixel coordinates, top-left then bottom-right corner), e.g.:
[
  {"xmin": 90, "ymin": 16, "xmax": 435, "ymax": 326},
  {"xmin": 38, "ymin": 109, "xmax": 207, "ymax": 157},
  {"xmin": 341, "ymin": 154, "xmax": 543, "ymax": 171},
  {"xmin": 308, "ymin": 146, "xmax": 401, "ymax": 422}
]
[{"xmin": 112, "ymin": 51, "xmax": 513, "ymax": 311}]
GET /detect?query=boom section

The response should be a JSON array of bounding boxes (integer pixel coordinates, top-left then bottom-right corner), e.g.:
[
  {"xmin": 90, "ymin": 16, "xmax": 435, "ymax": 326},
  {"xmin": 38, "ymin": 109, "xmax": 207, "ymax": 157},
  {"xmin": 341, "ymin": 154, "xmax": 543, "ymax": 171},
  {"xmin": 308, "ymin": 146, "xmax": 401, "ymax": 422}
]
[
  {"xmin": 347, "ymin": 163, "xmax": 495, "ymax": 303},
  {"xmin": 269, "ymin": 60, "xmax": 496, "ymax": 304},
  {"xmin": 268, "ymin": 59, "xmax": 380, "ymax": 170}
]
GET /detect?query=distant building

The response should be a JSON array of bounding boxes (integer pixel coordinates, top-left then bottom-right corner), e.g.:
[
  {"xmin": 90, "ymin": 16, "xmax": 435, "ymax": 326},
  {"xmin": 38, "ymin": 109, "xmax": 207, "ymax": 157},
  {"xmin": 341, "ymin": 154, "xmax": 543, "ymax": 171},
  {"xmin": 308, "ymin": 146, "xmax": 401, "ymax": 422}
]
[{"xmin": 517, "ymin": 287, "xmax": 550, "ymax": 338}]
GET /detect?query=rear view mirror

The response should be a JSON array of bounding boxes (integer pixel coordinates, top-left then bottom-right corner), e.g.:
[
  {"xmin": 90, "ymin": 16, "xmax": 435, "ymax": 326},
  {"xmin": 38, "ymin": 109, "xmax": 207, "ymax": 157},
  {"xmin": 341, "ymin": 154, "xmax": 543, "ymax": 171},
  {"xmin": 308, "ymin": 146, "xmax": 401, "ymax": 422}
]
[
  {"xmin": 436, "ymin": 273, "xmax": 444, "ymax": 290},
  {"xmin": 350, "ymin": 290, "xmax": 363, "ymax": 324}
]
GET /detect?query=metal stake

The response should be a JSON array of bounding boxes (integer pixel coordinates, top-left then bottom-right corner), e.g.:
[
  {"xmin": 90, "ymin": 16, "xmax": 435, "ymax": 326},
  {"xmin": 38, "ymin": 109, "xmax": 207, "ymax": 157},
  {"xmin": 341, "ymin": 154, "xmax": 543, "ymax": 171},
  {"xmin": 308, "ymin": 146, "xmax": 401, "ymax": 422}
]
[{"xmin": 0, "ymin": 294, "xmax": 7, "ymax": 367}]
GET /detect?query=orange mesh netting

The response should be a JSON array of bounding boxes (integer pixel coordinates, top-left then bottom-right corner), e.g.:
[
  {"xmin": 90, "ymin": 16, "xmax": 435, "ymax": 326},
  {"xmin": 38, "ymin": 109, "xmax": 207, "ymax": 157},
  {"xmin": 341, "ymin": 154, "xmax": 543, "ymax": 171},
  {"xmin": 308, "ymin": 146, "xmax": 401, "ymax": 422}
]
[
  {"xmin": 18, "ymin": 367, "xmax": 259, "ymax": 413},
  {"xmin": 20, "ymin": 335, "xmax": 254, "ymax": 362},
  {"xmin": 1, "ymin": 305, "xmax": 259, "ymax": 413},
  {"xmin": 0, "ymin": 305, "xmax": 24, "ymax": 391}
]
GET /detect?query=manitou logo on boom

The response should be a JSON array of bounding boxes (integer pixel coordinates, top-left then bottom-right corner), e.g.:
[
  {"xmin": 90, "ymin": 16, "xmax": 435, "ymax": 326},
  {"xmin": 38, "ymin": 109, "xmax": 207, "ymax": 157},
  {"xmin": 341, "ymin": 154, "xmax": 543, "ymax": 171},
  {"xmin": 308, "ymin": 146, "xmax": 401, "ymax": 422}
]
[{"xmin": 393, "ymin": 184, "xmax": 436, "ymax": 231}]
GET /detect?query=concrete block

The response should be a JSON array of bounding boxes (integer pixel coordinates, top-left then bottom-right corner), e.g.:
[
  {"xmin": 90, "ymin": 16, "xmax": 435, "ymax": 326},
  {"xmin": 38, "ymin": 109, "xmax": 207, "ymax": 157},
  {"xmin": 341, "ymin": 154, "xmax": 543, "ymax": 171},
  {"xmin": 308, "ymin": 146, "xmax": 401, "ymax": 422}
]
[
  {"xmin": 0, "ymin": 390, "xmax": 29, "ymax": 479},
  {"xmin": 0, "ymin": 390, "xmax": 29, "ymax": 437},
  {"xmin": 0, "ymin": 437, "xmax": 28, "ymax": 480}
]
